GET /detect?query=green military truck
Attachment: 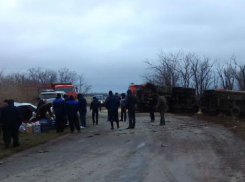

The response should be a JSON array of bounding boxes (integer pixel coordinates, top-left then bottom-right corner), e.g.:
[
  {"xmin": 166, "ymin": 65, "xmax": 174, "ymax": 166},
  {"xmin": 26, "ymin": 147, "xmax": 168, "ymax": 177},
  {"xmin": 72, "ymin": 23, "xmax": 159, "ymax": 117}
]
[{"xmin": 200, "ymin": 89, "xmax": 245, "ymax": 117}]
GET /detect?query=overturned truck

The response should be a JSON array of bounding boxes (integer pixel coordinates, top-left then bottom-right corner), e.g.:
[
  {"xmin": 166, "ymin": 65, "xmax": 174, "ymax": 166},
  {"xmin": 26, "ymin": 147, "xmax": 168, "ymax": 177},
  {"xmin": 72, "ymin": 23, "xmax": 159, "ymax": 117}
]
[
  {"xmin": 128, "ymin": 83, "xmax": 198, "ymax": 113},
  {"xmin": 200, "ymin": 89, "xmax": 245, "ymax": 117}
]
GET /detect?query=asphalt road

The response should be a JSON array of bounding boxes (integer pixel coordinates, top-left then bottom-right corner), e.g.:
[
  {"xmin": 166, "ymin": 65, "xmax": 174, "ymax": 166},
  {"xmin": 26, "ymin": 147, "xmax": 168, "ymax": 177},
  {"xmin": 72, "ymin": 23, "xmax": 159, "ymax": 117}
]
[{"xmin": 0, "ymin": 112, "xmax": 245, "ymax": 182}]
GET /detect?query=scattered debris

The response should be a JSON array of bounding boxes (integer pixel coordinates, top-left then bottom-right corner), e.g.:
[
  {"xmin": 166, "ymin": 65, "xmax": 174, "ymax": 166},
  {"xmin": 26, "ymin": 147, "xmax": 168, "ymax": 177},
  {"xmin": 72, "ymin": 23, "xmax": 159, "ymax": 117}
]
[
  {"xmin": 161, "ymin": 144, "xmax": 169, "ymax": 147},
  {"xmin": 38, "ymin": 150, "xmax": 49, "ymax": 153},
  {"xmin": 152, "ymin": 130, "xmax": 157, "ymax": 132},
  {"xmin": 0, "ymin": 162, "xmax": 3, "ymax": 165},
  {"xmin": 94, "ymin": 133, "xmax": 100, "ymax": 136},
  {"xmin": 86, "ymin": 136, "xmax": 93, "ymax": 138}
]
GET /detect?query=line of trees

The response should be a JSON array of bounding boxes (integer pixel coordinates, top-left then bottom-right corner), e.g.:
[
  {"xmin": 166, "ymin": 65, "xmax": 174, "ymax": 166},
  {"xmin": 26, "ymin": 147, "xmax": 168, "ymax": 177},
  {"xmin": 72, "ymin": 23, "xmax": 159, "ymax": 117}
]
[
  {"xmin": 0, "ymin": 67, "xmax": 92, "ymax": 103},
  {"xmin": 143, "ymin": 51, "xmax": 245, "ymax": 98}
]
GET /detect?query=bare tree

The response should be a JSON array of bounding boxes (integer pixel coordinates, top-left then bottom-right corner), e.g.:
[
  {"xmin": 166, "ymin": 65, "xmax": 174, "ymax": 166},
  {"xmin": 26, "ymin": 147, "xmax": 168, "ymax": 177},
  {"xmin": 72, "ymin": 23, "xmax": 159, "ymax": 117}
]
[
  {"xmin": 191, "ymin": 56, "xmax": 214, "ymax": 98},
  {"xmin": 57, "ymin": 68, "xmax": 77, "ymax": 83},
  {"xmin": 77, "ymin": 74, "xmax": 92, "ymax": 94},
  {"xmin": 27, "ymin": 68, "xmax": 57, "ymax": 84},
  {"xmin": 231, "ymin": 56, "xmax": 245, "ymax": 91},
  {"xmin": 143, "ymin": 51, "xmax": 181, "ymax": 87},
  {"xmin": 216, "ymin": 59, "xmax": 235, "ymax": 90},
  {"xmin": 178, "ymin": 53, "xmax": 194, "ymax": 88}
]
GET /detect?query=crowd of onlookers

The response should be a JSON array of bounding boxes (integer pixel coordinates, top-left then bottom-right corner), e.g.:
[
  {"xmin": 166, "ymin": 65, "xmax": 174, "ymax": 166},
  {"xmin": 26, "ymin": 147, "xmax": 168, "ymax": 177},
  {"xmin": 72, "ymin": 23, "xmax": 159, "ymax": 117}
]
[{"xmin": 0, "ymin": 89, "xmax": 167, "ymax": 150}]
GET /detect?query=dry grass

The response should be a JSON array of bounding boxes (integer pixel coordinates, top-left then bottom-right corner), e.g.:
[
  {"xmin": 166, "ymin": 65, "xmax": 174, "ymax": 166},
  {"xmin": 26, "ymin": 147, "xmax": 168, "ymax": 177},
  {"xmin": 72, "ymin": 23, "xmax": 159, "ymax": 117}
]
[{"xmin": 0, "ymin": 128, "xmax": 70, "ymax": 159}]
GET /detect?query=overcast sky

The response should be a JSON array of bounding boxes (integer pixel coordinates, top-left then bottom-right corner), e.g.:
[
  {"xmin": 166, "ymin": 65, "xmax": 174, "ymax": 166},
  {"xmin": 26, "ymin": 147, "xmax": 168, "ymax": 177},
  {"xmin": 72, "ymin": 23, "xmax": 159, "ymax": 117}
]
[{"xmin": 0, "ymin": 0, "xmax": 245, "ymax": 93}]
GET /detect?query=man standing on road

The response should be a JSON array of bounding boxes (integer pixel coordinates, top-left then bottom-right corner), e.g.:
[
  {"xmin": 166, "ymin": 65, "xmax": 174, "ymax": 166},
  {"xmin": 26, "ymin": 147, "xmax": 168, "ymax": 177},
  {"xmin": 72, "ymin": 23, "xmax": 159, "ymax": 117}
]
[
  {"xmin": 126, "ymin": 90, "xmax": 136, "ymax": 129},
  {"xmin": 105, "ymin": 91, "xmax": 120, "ymax": 130},
  {"xmin": 1, "ymin": 99, "xmax": 22, "ymax": 149},
  {"xmin": 147, "ymin": 92, "xmax": 157, "ymax": 122},
  {"xmin": 53, "ymin": 93, "xmax": 67, "ymax": 133},
  {"xmin": 77, "ymin": 94, "xmax": 87, "ymax": 129},
  {"xmin": 156, "ymin": 90, "xmax": 167, "ymax": 125},
  {"xmin": 90, "ymin": 97, "xmax": 101, "ymax": 125},
  {"xmin": 120, "ymin": 93, "xmax": 127, "ymax": 121},
  {"xmin": 66, "ymin": 96, "xmax": 80, "ymax": 133}
]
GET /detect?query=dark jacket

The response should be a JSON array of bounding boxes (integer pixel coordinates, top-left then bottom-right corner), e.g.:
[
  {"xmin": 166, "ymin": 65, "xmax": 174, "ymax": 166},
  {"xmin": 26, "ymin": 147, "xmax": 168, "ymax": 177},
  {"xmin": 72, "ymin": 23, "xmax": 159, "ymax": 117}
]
[
  {"xmin": 37, "ymin": 104, "xmax": 52, "ymax": 119},
  {"xmin": 1, "ymin": 103, "xmax": 22, "ymax": 129},
  {"xmin": 126, "ymin": 90, "xmax": 136, "ymax": 111},
  {"xmin": 105, "ymin": 95, "xmax": 120, "ymax": 112},
  {"xmin": 53, "ymin": 98, "xmax": 67, "ymax": 117},
  {"xmin": 66, "ymin": 99, "xmax": 79, "ymax": 118},
  {"xmin": 36, "ymin": 99, "xmax": 45, "ymax": 113},
  {"xmin": 90, "ymin": 99, "xmax": 101, "ymax": 111},
  {"xmin": 78, "ymin": 97, "xmax": 87, "ymax": 113}
]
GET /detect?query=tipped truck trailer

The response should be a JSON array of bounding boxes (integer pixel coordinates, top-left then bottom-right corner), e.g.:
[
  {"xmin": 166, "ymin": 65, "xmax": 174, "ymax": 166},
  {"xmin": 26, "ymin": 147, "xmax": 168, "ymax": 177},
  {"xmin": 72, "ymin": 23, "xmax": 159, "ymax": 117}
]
[
  {"xmin": 128, "ymin": 83, "xmax": 198, "ymax": 113},
  {"xmin": 200, "ymin": 89, "xmax": 245, "ymax": 117}
]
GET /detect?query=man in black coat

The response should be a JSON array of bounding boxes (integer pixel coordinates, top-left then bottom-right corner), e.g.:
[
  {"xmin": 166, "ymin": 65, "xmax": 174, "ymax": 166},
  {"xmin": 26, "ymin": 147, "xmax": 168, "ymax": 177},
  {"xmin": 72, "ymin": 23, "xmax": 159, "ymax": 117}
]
[
  {"xmin": 53, "ymin": 93, "xmax": 67, "ymax": 133},
  {"xmin": 77, "ymin": 94, "xmax": 87, "ymax": 128},
  {"xmin": 0, "ymin": 99, "xmax": 9, "ymax": 136},
  {"xmin": 1, "ymin": 99, "xmax": 22, "ymax": 148},
  {"xmin": 90, "ymin": 97, "xmax": 101, "ymax": 125},
  {"xmin": 126, "ymin": 90, "xmax": 137, "ymax": 129},
  {"xmin": 105, "ymin": 91, "xmax": 120, "ymax": 130}
]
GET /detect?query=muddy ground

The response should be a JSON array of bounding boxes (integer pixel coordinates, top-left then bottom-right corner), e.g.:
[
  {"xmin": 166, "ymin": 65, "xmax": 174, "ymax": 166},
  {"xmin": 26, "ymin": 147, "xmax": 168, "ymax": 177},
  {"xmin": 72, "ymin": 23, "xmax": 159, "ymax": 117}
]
[{"xmin": 0, "ymin": 112, "xmax": 245, "ymax": 182}]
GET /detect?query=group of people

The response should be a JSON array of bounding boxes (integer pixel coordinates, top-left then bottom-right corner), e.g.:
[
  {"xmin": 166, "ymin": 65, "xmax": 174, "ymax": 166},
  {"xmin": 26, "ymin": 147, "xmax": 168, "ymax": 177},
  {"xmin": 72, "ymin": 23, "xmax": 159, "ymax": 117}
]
[
  {"xmin": 0, "ymin": 89, "xmax": 167, "ymax": 149},
  {"xmin": 105, "ymin": 89, "xmax": 167, "ymax": 129},
  {"xmin": 36, "ymin": 93, "xmax": 88, "ymax": 133}
]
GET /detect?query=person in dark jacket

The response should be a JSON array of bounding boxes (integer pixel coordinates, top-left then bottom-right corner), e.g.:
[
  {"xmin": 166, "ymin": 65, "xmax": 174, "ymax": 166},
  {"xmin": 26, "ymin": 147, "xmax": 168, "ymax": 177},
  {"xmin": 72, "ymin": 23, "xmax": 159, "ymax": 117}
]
[
  {"xmin": 77, "ymin": 93, "xmax": 87, "ymax": 128},
  {"xmin": 120, "ymin": 93, "xmax": 126, "ymax": 121},
  {"xmin": 36, "ymin": 97, "xmax": 45, "ymax": 113},
  {"xmin": 90, "ymin": 97, "xmax": 101, "ymax": 125},
  {"xmin": 1, "ymin": 99, "xmax": 22, "ymax": 148},
  {"xmin": 147, "ymin": 93, "xmax": 157, "ymax": 122},
  {"xmin": 126, "ymin": 90, "xmax": 137, "ymax": 129},
  {"xmin": 105, "ymin": 91, "xmax": 120, "ymax": 130},
  {"xmin": 36, "ymin": 103, "xmax": 53, "ymax": 119},
  {"xmin": 53, "ymin": 93, "xmax": 67, "ymax": 133},
  {"xmin": 0, "ymin": 99, "xmax": 9, "ymax": 136},
  {"xmin": 66, "ymin": 96, "xmax": 80, "ymax": 133}
]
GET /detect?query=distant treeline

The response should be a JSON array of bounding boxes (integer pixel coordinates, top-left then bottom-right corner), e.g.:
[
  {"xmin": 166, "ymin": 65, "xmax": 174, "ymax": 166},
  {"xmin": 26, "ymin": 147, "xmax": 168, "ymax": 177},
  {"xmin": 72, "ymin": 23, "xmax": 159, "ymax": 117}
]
[
  {"xmin": 0, "ymin": 67, "xmax": 91, "ymax": 104},
  {"xmin": 143, "ymin": 51, "xmax": 245, "ymax": 99}
]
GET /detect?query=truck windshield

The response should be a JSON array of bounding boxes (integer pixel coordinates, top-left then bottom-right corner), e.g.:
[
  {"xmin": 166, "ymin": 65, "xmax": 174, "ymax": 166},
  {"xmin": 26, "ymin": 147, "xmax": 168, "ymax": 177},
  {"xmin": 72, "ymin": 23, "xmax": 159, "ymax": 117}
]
[
  {"xmin": 95, "ymin": 96, "xmax": 103, "ymax": 100},
  {"xmin": 56, "ymin": 87, "xmax": 74, "ymax": 92},
  {"xmin": 40, "ymin": 93, "xmax": 57, "ymax": 99}
]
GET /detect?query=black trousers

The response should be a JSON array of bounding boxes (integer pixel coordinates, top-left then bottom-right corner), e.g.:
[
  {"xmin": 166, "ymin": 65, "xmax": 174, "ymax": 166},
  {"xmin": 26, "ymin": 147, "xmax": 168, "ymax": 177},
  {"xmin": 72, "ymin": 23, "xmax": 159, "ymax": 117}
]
[
  {"xmin": 3, "ymin": 128, "xmax": 19, "ymax": 148},
  {"xmin": 128, "ymin": 109, "xmax": 136, "ymax": 128},
  {"xmin": 55, "ymin": 115, "xmax": 66, "ymax": 132},
  {"xmin": 108, "ymin": 110, "xmax": 119, "ymax": 129},
  {"xmin": 92, "ymin": 110, "xmax": 99, "ymax": 124},
  {"xmin": 121, "ymin": 108, "xmax": 126, "ymax": 121},
  {"xmin": 68, "ymin": 116, "xmax": 80, "ymax": 132},
  {"xmin": 149, "ymin": 107, "xmax": 155, "ymax": 121}
]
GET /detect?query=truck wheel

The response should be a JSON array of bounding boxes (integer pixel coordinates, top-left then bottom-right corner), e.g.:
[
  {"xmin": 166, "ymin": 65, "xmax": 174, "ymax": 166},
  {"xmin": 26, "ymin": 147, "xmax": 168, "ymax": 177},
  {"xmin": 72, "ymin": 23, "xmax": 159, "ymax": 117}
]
[{"xmin": 230, "ymin": 106, "xmax": 241, "ymax": 117}]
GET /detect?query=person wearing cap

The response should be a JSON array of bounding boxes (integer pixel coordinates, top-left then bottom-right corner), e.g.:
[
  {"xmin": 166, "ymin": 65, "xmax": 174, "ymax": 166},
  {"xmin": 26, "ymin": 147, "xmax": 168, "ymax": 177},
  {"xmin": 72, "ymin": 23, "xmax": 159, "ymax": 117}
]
[
  {"xmin": 66, "ymin": 95, "xmax": 80, "ymax": 133},
  {"xmin": 90, "ymin": 96, "xmax": 101, "ymax": 125},
  {"xmin": 105, "ymin": 91, "xmax": 120, "ymax": 130},
  {"xmin": 126, "ymin": 90, "xmax": 137, "ymax": 129},
  {"xmin": 77, "ymin": 93, "xmax": 87, "ymax": 128},
  {"xmin": 53, "ymin": 93, "xmax": 67, "ymax": 133},
  {"xmin": 1, "ymin": 99, "xmax": 22, "ymax": 149}
]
